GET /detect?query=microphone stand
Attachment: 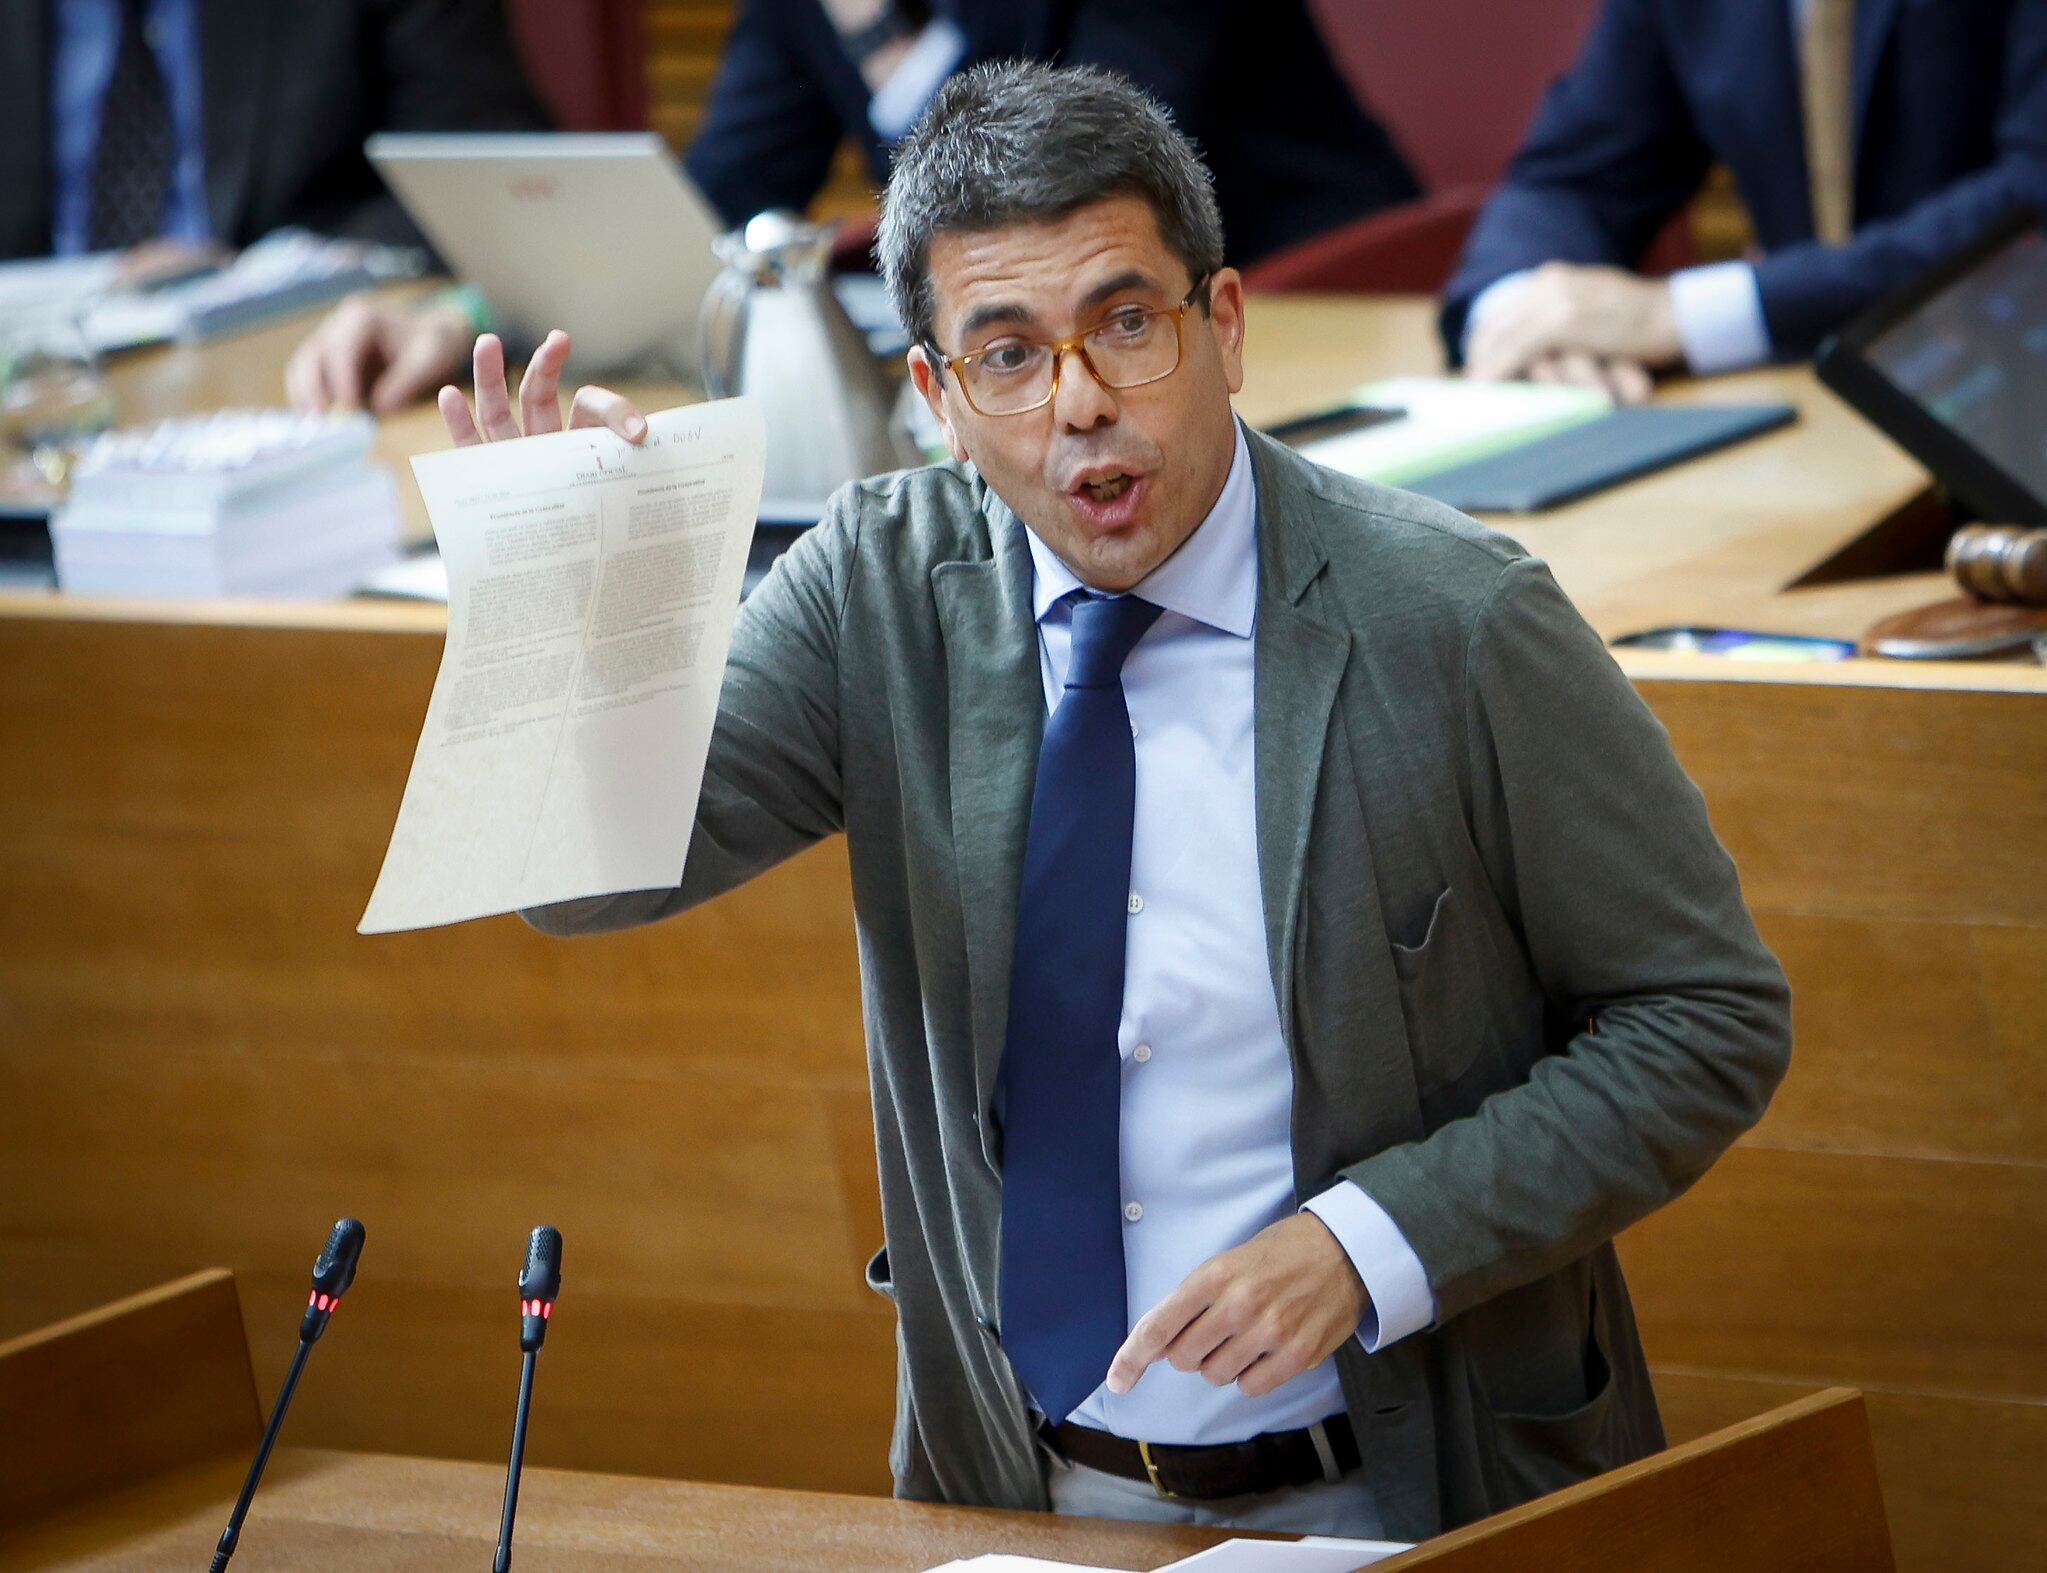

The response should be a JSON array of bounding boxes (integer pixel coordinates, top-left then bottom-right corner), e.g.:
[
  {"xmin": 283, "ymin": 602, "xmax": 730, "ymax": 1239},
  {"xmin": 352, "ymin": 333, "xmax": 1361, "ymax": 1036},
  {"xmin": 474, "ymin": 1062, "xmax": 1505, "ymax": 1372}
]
[
  {"xmin": 211, "ymin": 1340, "xmax": 310, "ymax": 1572},
  {"xmin": 493, "ymin": 1225, "xmax": 561, "ymax": 1573},
  {"xmin": 211, "ymin": 1216, "xmax": 364, "ymax": 1572},
  {"xmin": 493, "ymin": 1350, "xmax": 539, "ymax": 1573}
]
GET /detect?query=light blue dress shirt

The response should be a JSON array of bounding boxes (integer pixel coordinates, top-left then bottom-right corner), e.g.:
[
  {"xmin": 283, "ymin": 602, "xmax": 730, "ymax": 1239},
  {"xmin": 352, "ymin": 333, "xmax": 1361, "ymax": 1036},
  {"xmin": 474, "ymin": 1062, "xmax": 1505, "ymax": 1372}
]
[
  {"xmin": 51, "ymin": 0, "xmax": 210, "ymax": 256},
  {"xmin": 1023, "ymin": 420, "xmax": 1436, "ymax": 1446},
  {"xmin": 1464, "ymin": 0, "xmax": 1847, "ymax": 375}
]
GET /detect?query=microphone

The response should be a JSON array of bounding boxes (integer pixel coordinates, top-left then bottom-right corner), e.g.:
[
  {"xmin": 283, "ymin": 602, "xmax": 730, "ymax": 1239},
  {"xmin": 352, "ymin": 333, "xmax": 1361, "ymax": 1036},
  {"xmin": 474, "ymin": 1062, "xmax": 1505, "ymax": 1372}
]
[
  {"xmin": 495, "ymin": 1226, "xmax": 563, "ymax": 1573},
  {"xmin": 519, "ymin": 1223, "xmax": 562, "ymax": 1353},
  {"xmin": 211, "ymin": 1217, "xmax": 366, "ymax": 1573}
]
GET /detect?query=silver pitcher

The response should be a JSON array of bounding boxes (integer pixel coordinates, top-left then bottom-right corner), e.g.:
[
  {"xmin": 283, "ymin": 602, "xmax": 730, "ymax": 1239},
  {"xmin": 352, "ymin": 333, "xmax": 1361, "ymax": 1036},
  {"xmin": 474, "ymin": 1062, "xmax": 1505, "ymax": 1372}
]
[{"xmin": 697, "ymin": 211, "xmax": 918, "ymax": 508}]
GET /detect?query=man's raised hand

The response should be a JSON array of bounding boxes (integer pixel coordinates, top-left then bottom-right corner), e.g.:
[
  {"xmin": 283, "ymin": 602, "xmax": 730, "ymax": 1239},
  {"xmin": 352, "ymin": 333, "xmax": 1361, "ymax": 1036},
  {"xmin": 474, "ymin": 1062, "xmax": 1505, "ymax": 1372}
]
[{"xmin": 437, "ymin": 331, "xmax": 649, "ymax": 448}]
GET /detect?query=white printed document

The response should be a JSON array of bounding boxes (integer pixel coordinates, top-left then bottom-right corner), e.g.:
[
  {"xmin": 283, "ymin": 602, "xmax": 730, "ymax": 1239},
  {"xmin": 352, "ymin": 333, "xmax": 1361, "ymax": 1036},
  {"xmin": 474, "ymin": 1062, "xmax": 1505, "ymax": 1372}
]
[
  {"xmin": 359, "ymin": 398, "xmax": 765, "ymax": 934},
  {"xmin": 919, "ymin": 1536, "xmax": 1411, "ymax": 1573},
  {"xmin": 1163, "ymin": 1535, "xmax": 1411, "ymax": 1569}
]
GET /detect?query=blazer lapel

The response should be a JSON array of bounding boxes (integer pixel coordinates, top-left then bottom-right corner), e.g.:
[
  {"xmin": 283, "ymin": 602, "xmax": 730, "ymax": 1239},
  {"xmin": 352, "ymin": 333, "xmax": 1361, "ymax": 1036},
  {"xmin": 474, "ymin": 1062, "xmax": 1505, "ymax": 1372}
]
[
  {"xmin": 1247, "ymin": 434, "xmax": 1352, "ymax": 1046},
  {"xmin": 1247, "ymin": 431, "xmax": 1429, "ymax": 1161},
  {"xmin": 932, "ymin": 494, "xmax": 1045, "ymax": 1165},
  {"xmin": 0, "ymin": 0, "xmax": 51, "ymax": 258},
  {"xmin": 199, "ymin": 0, "xmax": 270, "ymax": 243}
]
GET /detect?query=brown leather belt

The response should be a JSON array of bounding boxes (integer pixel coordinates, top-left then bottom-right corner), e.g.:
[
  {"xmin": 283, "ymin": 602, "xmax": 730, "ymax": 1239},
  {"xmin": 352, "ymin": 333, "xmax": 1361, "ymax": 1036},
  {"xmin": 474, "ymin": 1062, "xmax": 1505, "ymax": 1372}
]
[{"xmin": 1043, "ymin": 1414, "xmax": 1361, "ymax": 1501}]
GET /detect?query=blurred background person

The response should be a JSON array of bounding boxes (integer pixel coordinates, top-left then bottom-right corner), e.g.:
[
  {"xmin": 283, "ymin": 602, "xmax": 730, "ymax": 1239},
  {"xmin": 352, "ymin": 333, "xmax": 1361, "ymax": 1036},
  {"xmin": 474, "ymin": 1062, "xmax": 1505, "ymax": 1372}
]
[
  {"xmin": 1440, "ymin": 0, "xmax": 2047, "ymax": 401},
  {"xmin": 0, "ymin": 0, "xmax": 549, "ymax": 272},
  {"xmin": 686, "ymin": 0, "xmax": 1415, "ymax": 265},
  {"xmin": 288, "ymin": 0, "xmax": 1419, "ymax": 413}
]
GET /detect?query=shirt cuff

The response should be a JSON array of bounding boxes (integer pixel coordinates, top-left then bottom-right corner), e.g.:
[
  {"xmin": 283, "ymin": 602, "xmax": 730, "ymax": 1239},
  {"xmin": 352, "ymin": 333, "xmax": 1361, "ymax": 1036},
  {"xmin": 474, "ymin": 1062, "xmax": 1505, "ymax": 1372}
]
[
  {"xmin": 1667, "ymin": 261, "xmax": 1772, "ymax": 375},
  {"xmin": 1460, "ymin": 269, "xmax": 1533, "ymax": 361},
  {"xmin": 1301, "ymin": 1182, "xmax": 1437, "ymax": 1352},
  {"xmin": 867, "ymin": 18, "xmax": 969, "ymax": 140}
]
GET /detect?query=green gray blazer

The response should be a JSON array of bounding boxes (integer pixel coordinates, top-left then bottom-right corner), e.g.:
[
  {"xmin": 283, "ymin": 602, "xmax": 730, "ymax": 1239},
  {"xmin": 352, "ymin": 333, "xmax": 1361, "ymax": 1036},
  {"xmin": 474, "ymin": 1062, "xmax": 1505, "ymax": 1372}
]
[{"xmin": 525, "ymin": 428, "xmax": 1792, "ymax": 1538}]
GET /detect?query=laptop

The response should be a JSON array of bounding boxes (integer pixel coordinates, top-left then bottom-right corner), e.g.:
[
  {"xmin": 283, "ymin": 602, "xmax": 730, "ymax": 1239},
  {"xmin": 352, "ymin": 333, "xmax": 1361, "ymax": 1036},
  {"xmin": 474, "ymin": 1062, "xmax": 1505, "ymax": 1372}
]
[
  {"xmin": 1817, "ymin": 206, "xmax": 2047, "ymax": 525},
  {"xmin": 365, "ymin": 132, "xmax": 727, "ymax": 376}
]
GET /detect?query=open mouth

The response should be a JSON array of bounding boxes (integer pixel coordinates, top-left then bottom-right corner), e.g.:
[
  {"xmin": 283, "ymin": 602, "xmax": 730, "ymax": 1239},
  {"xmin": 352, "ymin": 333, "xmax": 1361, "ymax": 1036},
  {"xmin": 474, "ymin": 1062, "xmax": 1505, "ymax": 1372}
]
[
  {"xmin": 1066, "ymin": 466, "xmax": 1150, "ymax": 529},
  {"xmin": 1081, "ymin": 472, "xmax": 1134, "ymax": 503}
]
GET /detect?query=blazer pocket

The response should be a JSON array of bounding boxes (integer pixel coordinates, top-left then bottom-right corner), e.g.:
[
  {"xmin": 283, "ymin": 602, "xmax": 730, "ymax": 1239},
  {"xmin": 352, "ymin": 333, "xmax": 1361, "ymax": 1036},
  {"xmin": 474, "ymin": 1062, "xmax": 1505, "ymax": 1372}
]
[
  {"xmin": 1391, "ymin": 885, "xmax": 1452, "ymax": 981},
  {"xmin": 864, "ymin": 1243, "xmax": 897, "ymax": 1304},
  {"xmin": 1389, "ymin": 885, "xmax": 1491, "ymax": 1092},
  {"xmin": 1484, "ymin": 1314, "xmax": 1621, "ymax": 1504}
]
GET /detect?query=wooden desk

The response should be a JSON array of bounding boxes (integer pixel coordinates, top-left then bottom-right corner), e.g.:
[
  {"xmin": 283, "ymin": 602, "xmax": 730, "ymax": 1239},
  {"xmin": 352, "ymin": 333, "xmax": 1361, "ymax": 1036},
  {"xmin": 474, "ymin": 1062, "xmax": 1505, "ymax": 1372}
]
[
  {"xmin": 55, "ymin": 291, "xmax": 1972, "ymax": 648},
  {"xmin": 0, "ymin": 1448, "xmax": 1239, "ymax": 1572},
  {"xmin": 0, "ymin": 296, "xmax": 2038, "ymax": 1571},
  {"xmin": 0, "ymin": 1275, "xmax": 1896, "ymax": 1571}
]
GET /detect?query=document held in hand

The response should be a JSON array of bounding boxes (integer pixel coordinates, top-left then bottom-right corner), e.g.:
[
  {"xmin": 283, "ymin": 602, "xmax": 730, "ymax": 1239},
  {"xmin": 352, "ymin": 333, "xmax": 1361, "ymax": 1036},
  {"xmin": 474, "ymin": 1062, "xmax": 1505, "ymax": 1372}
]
[{"xmin": 359, "ymin": 398, "xmax": 766, "ymax": 934}]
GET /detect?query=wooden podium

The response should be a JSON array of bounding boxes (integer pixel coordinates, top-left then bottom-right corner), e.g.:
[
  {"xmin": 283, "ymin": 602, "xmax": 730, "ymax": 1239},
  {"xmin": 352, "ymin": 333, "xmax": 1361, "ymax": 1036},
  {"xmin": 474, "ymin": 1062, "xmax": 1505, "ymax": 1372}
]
[{"xmin": 0, "ymin": 1273, "xmax": 1897, "ymax": 1571}]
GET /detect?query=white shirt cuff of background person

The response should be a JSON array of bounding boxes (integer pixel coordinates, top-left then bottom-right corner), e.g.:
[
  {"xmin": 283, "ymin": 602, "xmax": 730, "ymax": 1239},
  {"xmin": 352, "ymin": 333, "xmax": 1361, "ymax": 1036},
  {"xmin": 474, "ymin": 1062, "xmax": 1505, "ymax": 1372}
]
[
  {"xmin": 1462, "ymin": 261, "xmax": 1772, "ymax": 377},
  {"xmin": 1665, "ymin": 260, "xmax": 1772, "ymax": 374},
  {"xmin": 868, "ymin": 18, "xmax": 970, "ymax": 140},
  {"xmin": 1300, "ymin": 1182, "xmax": 1437, "ymax": 1351}
]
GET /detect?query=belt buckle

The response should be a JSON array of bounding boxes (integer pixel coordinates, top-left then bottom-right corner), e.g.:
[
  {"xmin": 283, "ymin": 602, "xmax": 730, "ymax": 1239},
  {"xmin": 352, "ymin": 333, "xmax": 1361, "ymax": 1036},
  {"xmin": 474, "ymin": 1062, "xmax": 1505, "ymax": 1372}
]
[{"xmin": 1137, "ymin": 1439, "xmax": 1182, "ymax": 1501}]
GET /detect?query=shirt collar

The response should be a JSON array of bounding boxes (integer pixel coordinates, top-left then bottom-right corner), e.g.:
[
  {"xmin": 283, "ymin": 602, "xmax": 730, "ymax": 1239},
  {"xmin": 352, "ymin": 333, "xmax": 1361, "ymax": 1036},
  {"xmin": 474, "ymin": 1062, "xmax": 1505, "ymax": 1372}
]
[{"xmin": 1024, "ymin": 419, "xmax": 1257, "ymax": 638}]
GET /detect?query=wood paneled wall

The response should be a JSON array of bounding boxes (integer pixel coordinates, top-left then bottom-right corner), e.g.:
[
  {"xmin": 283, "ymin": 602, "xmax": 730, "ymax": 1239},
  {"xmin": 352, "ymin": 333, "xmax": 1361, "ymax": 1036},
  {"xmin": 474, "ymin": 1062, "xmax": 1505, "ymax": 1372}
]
[
  {"xmin": 0, "ymin": 607, "xmax": 894, "ymax": 1494},
  {"xmin": 1, "ymin": 612, "xmax": 2040, "ymax": 1565},
  {"xmin": 1617, "ymin": 674, "xmax": 2047, "ymax": 1573},
  {"xmin": 645, "ymin": 1, "xmax": 735, "ymax": 154}
]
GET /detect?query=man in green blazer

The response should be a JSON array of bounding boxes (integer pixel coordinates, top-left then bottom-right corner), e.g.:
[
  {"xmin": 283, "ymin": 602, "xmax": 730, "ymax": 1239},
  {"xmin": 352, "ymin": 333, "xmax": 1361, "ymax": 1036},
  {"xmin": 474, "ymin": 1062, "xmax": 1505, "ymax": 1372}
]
[{"xmin": 440, "ymin": 61, "xmax": 1792, "ymax": 1543}]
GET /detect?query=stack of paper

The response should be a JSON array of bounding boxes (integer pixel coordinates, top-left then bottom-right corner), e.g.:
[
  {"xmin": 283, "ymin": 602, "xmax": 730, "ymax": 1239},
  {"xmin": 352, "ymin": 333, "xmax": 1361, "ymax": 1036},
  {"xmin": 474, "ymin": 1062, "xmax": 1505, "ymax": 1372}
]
[{"xmin": 52, "ymin": 409, "xmax": 402, "ymax": 597}]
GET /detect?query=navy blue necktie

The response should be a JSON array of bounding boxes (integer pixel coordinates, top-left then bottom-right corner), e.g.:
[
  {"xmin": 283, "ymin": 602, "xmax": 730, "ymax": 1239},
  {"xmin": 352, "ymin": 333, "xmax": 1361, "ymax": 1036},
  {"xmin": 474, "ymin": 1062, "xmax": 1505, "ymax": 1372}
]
[{"xmin": 999, "ymin": 590, "xmax": 1164, "ymax": 1423}]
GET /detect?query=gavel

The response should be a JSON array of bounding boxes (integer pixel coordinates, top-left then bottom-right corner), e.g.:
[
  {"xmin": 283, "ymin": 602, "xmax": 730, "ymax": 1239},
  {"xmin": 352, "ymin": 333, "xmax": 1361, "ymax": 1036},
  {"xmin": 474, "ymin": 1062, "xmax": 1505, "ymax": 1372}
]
[{"xmin": 1947, "ymin": 524, "xmax": 2047, "ymax": 605}]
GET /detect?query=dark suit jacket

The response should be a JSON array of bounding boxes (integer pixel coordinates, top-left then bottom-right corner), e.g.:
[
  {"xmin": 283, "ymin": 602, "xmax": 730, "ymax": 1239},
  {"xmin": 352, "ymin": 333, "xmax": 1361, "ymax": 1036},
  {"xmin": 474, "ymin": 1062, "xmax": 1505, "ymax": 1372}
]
[
  {"xmin": 682, "ymin": 0, "xmax": 1420, "ymax": 266},
  {"xmin": 0, "ymin": 0, "xmax": 549, "ymax": 261},
  {"xmin": 1441, "ymin": 0, "xmax": 2047, "ymax": 360}
]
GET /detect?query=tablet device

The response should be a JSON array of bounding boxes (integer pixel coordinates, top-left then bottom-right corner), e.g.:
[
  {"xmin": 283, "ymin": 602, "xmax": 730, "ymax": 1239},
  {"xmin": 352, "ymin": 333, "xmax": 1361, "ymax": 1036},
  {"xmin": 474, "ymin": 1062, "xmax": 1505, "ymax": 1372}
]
[
  {"xmin": 366, "ymin": 132, "xmax": 725, "ymax": 375},
  {"xmin": 1816, "ymin": 207, "xmax": 2047, "ymax": 525}
]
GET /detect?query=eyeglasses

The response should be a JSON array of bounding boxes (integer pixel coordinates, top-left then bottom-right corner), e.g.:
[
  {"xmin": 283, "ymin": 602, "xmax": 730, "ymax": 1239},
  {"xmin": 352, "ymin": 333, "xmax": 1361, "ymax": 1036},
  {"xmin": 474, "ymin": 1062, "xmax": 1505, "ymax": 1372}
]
[{"xmin": 927, "ymin": 276, "xmax": 1211, "ymax": 417}]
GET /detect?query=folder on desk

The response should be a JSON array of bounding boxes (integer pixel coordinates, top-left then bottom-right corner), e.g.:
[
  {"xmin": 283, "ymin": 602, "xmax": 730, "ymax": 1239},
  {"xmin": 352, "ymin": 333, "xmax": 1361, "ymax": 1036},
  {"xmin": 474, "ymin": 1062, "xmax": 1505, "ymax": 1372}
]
[
  {"xmin": 1271, "ymin": 379, "xmax": 1797, "ymax": 514},
  {"xmin": 1405, "ymin": 402, "xmax": 1799, "ymax": 513}
]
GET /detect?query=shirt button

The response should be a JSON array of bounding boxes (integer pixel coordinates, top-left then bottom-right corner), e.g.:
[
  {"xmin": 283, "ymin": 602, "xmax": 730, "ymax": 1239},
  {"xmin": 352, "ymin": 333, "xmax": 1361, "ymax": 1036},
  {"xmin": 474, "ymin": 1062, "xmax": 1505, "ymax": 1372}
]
[
  {"xmin": 1124, "ymin": 1202, "xmax": 1144, "ymax": 1222},
  {"xmin": 1130, "ymin": 719, "xmax": 1140, "ymax": 738},
  {"xmin": 1132, "ymin": 1043, "xmax": 1152, "ymax": 1063},
  {"xmin": 1127, "ymin": 892, "xmax": 1144, "ymax": 915}
]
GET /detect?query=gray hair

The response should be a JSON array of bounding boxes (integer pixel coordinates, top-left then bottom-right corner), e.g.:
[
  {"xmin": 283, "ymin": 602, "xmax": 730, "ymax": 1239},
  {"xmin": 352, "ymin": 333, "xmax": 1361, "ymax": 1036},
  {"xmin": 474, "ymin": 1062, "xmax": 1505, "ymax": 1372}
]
[{"xmin": 876, "ymin": 61, "xmax": 1226, "ymax": 350}]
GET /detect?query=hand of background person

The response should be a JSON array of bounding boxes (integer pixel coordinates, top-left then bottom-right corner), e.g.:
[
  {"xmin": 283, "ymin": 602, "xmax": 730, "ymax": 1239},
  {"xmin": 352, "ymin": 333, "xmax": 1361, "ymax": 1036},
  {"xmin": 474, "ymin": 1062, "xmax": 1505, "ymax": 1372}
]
[
  {"xmin": 113, "ymin": 238, "xmax": 231, "ymax": 290},
  {"xmin": 436, "ymin": 331, "xmax": 647, "ymax": 448},
  {"xmin": 1521, "ymin": 347, "xmax": 1655, "ymax": 404},
  {"xmin": 1464, "ymin": 262, "xmax": 1680, "ymax": 401},
  {"xmin": 285, "ymin": 292, "xmax": 475, "ymax": 415},
  {"xmin": 1104, "ymin": 1213, "xmax": 1370, "ymax": 1399},
  {"xmin": 817, "ymin": 0, "xmax": 918, "ymax": 90}
]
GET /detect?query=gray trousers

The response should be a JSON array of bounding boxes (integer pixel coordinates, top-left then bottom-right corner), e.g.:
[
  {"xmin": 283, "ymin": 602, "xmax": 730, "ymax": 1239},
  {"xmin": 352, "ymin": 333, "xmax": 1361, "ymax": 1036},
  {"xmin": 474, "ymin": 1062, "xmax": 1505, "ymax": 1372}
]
[{"xmin": 1042, "ymin": 1444, "xmax": 1387, "ymax": 1538}]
